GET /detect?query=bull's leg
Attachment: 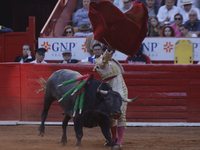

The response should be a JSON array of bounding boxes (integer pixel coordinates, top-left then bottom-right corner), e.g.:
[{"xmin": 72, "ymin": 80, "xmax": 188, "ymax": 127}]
[
  {"xmin": 38, "ymin": 95, "xmax": 54, "ymax": 136},
  {"xmin": 99, "ymin": 117, "xmax": 116, "ymax": 147},
  {"xmin": 73, "ymin": 115, "xmax": 83, "ymax": 148},
  {"xmin": 61, "ymin": 114, "xmax": 71, "ymax": 146}
]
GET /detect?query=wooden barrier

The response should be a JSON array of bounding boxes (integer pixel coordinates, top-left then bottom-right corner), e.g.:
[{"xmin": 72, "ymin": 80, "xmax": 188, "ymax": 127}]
[{"xmin": 0, "ymin": 63, "xmax": 200, "ymax": 122}]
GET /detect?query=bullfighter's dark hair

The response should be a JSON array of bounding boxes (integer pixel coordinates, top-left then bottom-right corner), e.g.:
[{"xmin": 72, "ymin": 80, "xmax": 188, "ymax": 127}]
[{"xmin": 92, "ymin": 43, "xmax": 102, "ymax": 49}]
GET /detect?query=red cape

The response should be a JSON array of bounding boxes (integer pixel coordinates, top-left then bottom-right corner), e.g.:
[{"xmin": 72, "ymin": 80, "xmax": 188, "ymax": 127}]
[{"xmin": 88, "ymin": 0, "xmax": 148, "ymax": 57}]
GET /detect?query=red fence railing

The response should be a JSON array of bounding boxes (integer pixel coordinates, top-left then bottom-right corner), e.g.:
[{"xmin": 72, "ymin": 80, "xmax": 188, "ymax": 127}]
[{"xmin": 0, "ymin": 63, "xmax": 200, "ymax": 122}]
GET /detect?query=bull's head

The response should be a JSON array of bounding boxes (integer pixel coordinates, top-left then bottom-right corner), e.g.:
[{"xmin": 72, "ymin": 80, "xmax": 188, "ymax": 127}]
[
  {"xmin": 96, "ymin": 83, "xmax": 139, "ymax": 119},
  {"xmin": 97, "ymin": 84, "xmax": 139, "ymax": 103}
]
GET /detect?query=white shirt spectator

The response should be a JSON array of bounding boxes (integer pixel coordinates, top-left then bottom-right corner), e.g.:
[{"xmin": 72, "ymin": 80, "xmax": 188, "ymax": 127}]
[
  {"xmin": 179, "ymin": 7, "xmax": 200, "ymax": 23},
  {"xmin": 74, "ymin": 32, "xmax": 93, "ymax": 37},
  {"xmin": 177, "ymin": 0, "xmax": 198, "ymax": 9},
  {"xmin": 113, "ymin": 0, "xmax": 124, "ymax": 9},
  {"xmin": 72, "ymin": 8, "xmax": 90, "ymax": 27},
  {"xmin": 19, "ymin": 56, "xmax": 33, "ymax": 63},
  {"xmin": 81, "ymin": 55, "xmax": 100, "ymax": 64},
  {"xmin": 120, "ymin": 3, "xmax": 133, "ymax": 13},
  {"xmin": 30, "ymin": 59, "xmax": 47, "ymax": 63},
  {"xmin": 157, "ymin": 5, "xmax": 180, "ymax": 24}
]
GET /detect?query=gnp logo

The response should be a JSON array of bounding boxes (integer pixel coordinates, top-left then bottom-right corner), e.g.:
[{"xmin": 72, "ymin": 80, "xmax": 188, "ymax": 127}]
[
  {"xmin": 41, "ymin": 42, "xmax": 77, "ymax": 52},
  {"xmin": 81, "ymin": 42, "xmax": 89, "ymax": 52},
  {"xmin": 143, "ymin": 42, "xmax": 158, "ymax": 52},
  {"xmin": 163, "ymin": 42, "xmax": 173, "ymax": 53},
  {"xmin": 41, "ymin": 42, "xmax": 51, "ymax": 52}
]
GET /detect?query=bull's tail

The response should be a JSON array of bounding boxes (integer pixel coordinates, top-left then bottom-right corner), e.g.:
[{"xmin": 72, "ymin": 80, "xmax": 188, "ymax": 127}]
[{"xmin": 36, "ymin": 77, "xmax": 47, "ymax": 93}]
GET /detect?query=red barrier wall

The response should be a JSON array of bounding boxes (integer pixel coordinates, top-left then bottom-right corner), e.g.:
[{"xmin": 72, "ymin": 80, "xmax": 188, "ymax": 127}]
[
  {"xmin": 0, "ymin": 17, "xmax": 36, "ymax": 62},
  {"xmin": 0, "ymin": 63, "xmax": 200, "ymax": 122}
]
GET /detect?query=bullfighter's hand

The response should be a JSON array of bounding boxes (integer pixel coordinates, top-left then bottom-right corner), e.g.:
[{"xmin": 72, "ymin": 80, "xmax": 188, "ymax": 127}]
[{"xmin": 107, "ymin": 45, "xmax": 114, "ymax": 54}]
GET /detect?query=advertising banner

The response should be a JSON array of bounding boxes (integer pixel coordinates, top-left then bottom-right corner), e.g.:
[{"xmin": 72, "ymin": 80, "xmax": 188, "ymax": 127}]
[
  {"xmin": 143, "ymin": 37, "xmax": 200, "ymax": 61},
  {"xmin": 38, "ymin": 37, "xmax": 200, "ymax": 61}
]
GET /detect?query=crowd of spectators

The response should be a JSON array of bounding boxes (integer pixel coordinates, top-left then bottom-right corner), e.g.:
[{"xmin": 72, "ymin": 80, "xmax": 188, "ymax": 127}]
[
  {"xmin": 10, "ymin": 0, "xmax": 200, "ymax": 64},
  {"xmin": 63, "ymin": 0, "xmax": 200, "ymax": 38},
  {"xmin": 147, "ymin": 0, "xmax": 200, "ymax": 37}
]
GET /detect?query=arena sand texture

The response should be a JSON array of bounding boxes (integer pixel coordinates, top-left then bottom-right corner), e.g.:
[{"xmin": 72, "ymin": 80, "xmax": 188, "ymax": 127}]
[{"xmin": 0, "ymin": 125, "xmax": 200, "ymax": 150}]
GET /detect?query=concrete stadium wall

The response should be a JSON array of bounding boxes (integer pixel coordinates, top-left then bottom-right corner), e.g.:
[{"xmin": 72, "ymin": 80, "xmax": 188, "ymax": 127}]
[{"xmin": 0, "ymin": 63, "xmax": 200, "ymax": 122}]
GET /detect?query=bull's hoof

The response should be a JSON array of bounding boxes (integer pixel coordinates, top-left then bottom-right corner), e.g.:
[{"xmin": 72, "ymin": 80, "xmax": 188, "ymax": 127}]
[
  {"xmin": 37, "ymin": 131, "xmax": 44, "ymax": 137},
  {"xmin": 60, "ymin": 142, "xmax": 67, "ymax": 146},
  {"xmin": 112, "ymin": 144, "xmax": 122, "ymax": 150},
  {"xmin": 75, "ymin": 146, "xmax": 82, "ymax": 149},
  {"xmin": 104, "ymin": 138, "xmax": 118, "ymax": 147},
  {"xmin": 60, "ymin": 139, "xmax": 67, "ymax": 146}
]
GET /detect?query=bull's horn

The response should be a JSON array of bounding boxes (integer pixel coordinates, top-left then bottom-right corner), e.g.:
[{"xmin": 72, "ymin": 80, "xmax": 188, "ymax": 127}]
[
  {"xmin": 97, "ymin": 83, "xmax": 108, "ymax": 95},
  {"xmin": 122, "ymin": 95, "xmax": 139, "ymax": 102},
  {"xmin": 98, "ymin": 89, "xmax": 108, "ymax": 95}
]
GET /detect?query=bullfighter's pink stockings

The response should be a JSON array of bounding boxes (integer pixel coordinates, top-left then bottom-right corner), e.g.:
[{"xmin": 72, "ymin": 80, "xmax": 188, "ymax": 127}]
[
  {"xmin": 111, "ymin": 126, "xmax": 117, "ymax": 141},
  {"xmin": 117, "ymin": 126, "xmax": 124, "ymax": 145}
]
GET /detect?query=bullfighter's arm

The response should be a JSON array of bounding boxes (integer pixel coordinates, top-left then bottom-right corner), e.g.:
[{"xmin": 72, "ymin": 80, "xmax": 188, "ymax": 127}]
[
  {"xmin": 94, "ymin": 44, "xmax": 114, "ymax": 69},
  {"xmin": 97, "ymin": 50, "xmax": 112, "ymax": 69}
]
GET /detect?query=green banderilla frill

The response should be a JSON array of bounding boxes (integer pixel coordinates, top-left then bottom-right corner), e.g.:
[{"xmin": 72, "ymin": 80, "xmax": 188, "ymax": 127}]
[
  {"xmin": 79, "ymin": 91, "xmax": 85, "ymax": 114},
  {"xmin": 58, "ymin": 86, "xmax": 77, "ymax": 102},
  {"xmin": 58, "ymin": 74, "xmax": 91, "ymax": 87},
  {"xmin": 73, "ymin": 91, "xmax": 85, "ymax": 117},
  {"xmin": 73, "ymin": 94, "xmax": 80, "ymax": 117},
  {"xmin": 61, "ymin": 78, "xmax": 77, "ymax": 86},
  {"xmin": 71, "ymin": 80, "xmax": 87, "ymax": 96},
  {"xmin": 58, "ymin": 80, "xmax": 87, "ymax": 102}
]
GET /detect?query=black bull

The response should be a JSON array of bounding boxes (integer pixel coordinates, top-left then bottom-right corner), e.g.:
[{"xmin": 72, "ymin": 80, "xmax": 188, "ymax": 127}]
[{"xmin": 37, "ymin": 69, "xmax": 138, "ymax": 149}]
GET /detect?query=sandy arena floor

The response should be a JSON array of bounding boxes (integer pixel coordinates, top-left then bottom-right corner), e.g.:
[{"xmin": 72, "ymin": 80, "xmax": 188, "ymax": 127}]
[{"xmin": 0, "ymin": 125, "xmax": 200, "ymax": 150}]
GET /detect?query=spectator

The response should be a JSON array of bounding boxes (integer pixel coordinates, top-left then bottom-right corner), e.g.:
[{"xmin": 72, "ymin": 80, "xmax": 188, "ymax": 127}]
[
  {"xmin": 177, "ymin": 0, "xmax": 198, "ymax": 8},
  {"xmin": 0, "ymin": 25, "xmax": 13, "ymax": 33},
  {"xmin": 161, "ymin": 0, "xmax": 177, "ymax": 6},
  {"xmin": 80, "ymin": 43, "xmax": 102, "ymax": 64},
  {"xmin": 125, "ymin": 45, "xmax": 151, "ymax": 64},
  {"xmin": 179, "ymin": 0, "xmax": 200, "ymax": 23},
  {"xmin": 170, "ymin": 13, "xmax": 183, "ymax": 37},
  {"xmin": 62, "ymin": 25, "xmax": 75, "ymax": 37},
  {"xmin": 148, "ymin": 15, "xmax": 161, "ymax": 36},
  {"xmin": 160, "ymin": 25, "xmax": 175, "ymax": 36},
  {"xmin": 196, "ymin": 0, "xmax": 200, "ymax": 9},
  {"xmin": 14, "ymin": 44, "xmax": 35, "ymax": 63},
  {"xmin": 157, "ymin": 0, "xmax": 179, "ymax": 25},
  {"xmin": 179, "ymin": 24, "xmax": 198, "ymax": 37},
  {"xmin": 120, "ymin": 0, "xmax": 133, "ymax": 13},
  {"xmin": 138, "ymin": 0, "xmax": 161, "ymax": 5},
  {"xmin": 57, "ymin": 50, "xmax": 78, "ymax": 63},
  {"xmin": 86, "ymin": 35, "xmax": 101, "ymax": 55},
  {"xmin": 145, "ymin": 0, "xmax": 160, "ymax": 18},
  {"xmin": 72, "ymin": 0, "xmax": 91, "ymax": 28},
  {"xmin": 30, "ymin": 48, "xmax": 47, "ymax": 63},
  {"xmin": 74, "ymin": 23, "xmax": 93, "ymax": 37},
  {"xmin": 185, "ymin": 10, "xmax": 200, "ymax": 36},
  {"xmin": 76, "ymin": 0, "xmax": 99, "ymax": 10}
]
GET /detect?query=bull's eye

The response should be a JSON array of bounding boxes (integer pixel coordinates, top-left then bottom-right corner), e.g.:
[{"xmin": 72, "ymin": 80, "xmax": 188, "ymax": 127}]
[{"xmin": 106, "ymin": 98, "xmax": 112, "ymax": 101}]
